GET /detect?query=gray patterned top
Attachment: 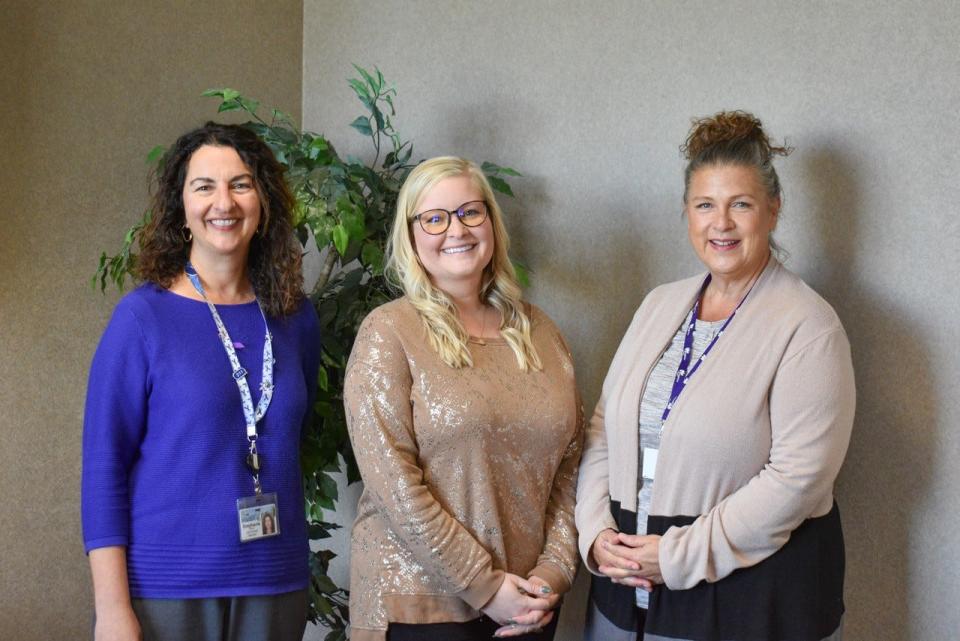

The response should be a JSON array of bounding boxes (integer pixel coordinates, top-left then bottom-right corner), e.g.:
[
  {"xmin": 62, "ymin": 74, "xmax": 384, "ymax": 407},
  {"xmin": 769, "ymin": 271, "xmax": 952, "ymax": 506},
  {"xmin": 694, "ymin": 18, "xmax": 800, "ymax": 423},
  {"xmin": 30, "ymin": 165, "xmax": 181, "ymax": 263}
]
[{"xmin": 635, "ymin": 316, "xmax": 725, "ymax": 608}]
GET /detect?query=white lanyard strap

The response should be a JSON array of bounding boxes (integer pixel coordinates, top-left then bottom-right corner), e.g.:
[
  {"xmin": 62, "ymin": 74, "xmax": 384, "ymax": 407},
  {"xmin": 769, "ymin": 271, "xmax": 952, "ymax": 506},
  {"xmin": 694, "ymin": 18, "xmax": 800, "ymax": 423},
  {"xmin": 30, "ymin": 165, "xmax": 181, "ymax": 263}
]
[{"xmin": 185, "ymin": 264, "xmax": 274, "ymax": 438}]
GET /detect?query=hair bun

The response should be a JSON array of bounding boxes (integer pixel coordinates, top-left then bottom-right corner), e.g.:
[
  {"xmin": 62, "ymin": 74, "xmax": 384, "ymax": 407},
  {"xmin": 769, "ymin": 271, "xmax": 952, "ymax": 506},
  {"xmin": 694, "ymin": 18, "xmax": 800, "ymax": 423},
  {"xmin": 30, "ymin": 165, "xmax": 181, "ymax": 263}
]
[{"xmin": 681, "ymin": 110, "xmax": 791, "ymax": 161}]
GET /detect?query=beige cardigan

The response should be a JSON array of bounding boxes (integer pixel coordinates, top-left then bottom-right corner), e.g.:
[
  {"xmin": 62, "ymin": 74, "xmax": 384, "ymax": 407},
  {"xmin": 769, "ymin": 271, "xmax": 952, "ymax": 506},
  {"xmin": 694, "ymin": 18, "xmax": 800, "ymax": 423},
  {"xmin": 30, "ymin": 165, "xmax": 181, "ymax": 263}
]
[
  {"xmin": 345, "ymin": 298, "xmax": 583, "ymax": 640},
  {"xmin": 575, "ymin": 258, "xmax": 855, "ymax": 590}
]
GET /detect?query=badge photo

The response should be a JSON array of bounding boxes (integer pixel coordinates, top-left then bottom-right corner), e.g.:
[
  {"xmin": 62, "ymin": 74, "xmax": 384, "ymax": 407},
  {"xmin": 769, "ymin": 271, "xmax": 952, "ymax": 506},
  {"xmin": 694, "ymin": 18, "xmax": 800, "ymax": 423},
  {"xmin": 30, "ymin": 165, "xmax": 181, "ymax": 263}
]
[{"xmin": 237, "ymin": 492, "xmax": 280, "ymax": 542}]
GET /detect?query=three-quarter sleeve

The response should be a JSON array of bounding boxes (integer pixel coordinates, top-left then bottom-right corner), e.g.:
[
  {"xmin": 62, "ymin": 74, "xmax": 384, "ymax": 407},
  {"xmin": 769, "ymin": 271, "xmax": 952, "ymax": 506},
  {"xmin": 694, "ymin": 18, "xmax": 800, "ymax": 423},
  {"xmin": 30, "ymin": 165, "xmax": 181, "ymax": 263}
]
[
  {"xmin": 529, "ymin": 364, "xmax": 584, "ymax": 595},
  {"xmin": 81, "ymin": 302, "xmax": 150, "ymax": 552},
  {"xmin": 658, "ymin": 327, "xmax": 856, "ymax": 589},
  {"xmin": 343, "ymin": 313, "xmax": 504, "ymax": 610},
  {"xmin": 575, "ymin": 393, "xmax": 619, "ymax": 574},
  {"xmin": 575, "ymin": 298, "xmax": 654, "ymax": 574}
]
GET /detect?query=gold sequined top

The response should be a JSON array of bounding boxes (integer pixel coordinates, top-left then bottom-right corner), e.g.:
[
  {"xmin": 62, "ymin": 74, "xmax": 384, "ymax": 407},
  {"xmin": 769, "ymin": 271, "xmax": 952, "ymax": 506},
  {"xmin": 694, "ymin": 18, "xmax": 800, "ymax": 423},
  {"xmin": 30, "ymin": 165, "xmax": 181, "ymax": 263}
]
[{"xmin": 344, "ymin": 298, "xmax": 583, "ymax": 640}]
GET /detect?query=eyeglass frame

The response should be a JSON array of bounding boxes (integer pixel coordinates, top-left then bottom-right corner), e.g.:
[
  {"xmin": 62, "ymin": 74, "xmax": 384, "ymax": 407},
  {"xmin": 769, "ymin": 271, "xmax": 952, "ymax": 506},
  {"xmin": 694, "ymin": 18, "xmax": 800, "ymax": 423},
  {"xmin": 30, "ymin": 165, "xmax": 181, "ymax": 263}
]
[{"xmin": 410, "ymin": 200, "xmax": 489, "ymax": 235}]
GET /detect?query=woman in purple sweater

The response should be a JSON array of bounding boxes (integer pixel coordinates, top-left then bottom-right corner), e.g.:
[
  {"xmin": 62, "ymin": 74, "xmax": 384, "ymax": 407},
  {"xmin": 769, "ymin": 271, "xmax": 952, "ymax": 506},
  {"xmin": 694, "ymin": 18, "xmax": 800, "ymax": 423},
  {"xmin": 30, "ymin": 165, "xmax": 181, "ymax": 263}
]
[{"xmin": 82, "ymin": 123, "xmax": 320, "ymax": 641}]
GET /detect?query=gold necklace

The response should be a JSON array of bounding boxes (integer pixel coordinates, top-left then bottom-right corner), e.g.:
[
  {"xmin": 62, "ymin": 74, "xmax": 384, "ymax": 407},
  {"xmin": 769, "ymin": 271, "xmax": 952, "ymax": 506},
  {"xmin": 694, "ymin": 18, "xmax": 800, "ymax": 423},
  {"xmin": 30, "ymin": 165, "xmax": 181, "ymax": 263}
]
[{"xmin": 475, "ymin": 305, "xmax": 488, "ymax": 346}]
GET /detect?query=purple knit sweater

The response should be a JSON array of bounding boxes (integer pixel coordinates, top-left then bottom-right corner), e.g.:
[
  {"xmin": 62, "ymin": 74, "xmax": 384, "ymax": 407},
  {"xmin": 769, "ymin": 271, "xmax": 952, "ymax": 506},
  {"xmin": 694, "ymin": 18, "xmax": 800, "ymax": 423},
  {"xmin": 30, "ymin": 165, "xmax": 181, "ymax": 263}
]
[{"xmin": 81, "ymin": 283, "xmax": 320, "ymax": 598}]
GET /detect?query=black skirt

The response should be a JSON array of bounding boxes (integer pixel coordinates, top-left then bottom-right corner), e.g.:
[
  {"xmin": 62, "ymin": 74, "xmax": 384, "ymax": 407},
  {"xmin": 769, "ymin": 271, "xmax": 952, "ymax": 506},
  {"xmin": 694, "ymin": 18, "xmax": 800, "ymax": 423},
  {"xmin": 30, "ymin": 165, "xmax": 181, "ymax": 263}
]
[{"xmin": 589, "ymin": 502, "xmax": 845, "ymax": 641}]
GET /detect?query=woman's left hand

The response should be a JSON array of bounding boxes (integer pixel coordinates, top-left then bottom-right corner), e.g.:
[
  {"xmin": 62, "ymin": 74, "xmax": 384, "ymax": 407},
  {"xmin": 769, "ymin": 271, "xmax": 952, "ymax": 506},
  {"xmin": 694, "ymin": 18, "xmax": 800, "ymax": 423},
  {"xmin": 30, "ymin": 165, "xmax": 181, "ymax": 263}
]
[
  {"xmin": 598, "ymin": 533, "xmax": 664, "ymax": 588},
  {"xmin": 493, "ymin": 610, "xmax": 555, "ymax": 638},
  {"xmin": 493, "ymin": 575, "xmax": 559, "ymax": 637}
]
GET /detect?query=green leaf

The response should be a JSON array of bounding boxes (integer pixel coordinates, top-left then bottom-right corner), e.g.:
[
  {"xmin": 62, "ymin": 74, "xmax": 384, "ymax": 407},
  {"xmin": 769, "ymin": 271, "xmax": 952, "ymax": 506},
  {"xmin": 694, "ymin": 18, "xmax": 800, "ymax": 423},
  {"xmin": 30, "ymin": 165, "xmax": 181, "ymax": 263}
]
[
  {"xmin": 314, "ymin": 574, "xmax": 338, "ymax": 594},
  {"xmin": 512, "ymin": 259, "xmax": 531, "ymax": 288},
  {"xmin": 217, "ymin": 101, "xmax": 243, "ymax": 113},
  {"xmin": 313, "ymin": 228, "xmax": 330, "ymax": 250},
  {"xmin": 271, "ymin": 108, "xmax": 293, "ymax": 124},
  {"xmin": 315, "ymin": 596, "xmax": 334, "ymax": 616},
  {"xmin": 308, "ymin": 523, "xmax": 333, "ymax": 540},
  {"xmin": 340, "ymin": 209, "xmax": 365, "ymax": 240},
  {"xmin": 361, "ymin": 242, "xmax": 384, "ymax": 274},
  {"xmin": 317, "ymin": 366, "xmax": 329, "ymax": 391},
  {"xmin": 332, "ymin": 224, "xmax": 349, "ymax": 255},
  {"xmin": 482, "ymin": 161, "xmax": 523, "ymax": 177},
  {"xmin": 307, "ymin": 137, "xmax": 329, "ymax": 160},
  {"xmin": 319, "ymin": 472, "xmax": 339, "ymax": 502},
  {"xmin": 486, "ymin": 175, "xmax": 514, "ymax": 197},
  {"xmin": 238, "ymin": 96, "xmax": 259, "ymax": 113},
  {"xmin": 353, "ymin": 64, "xmax": 378, "ymax": 93},
  {"xmin": 349, "ymin": 116, "xmax": 372, "ymax": 136},
  {"xmin": 221, "ymin": 88, "xmax": 240, "ymax": 102},
  {"xmin": 347, "ymin": 78, "xmax": 370, "ymax": 100},
  {"xmin": 145, "ymin": 145, "xmax": 165, "ymax": 165},
  {"xmin": 371, "ymin": 106, "xmax": 385, "ymax": 131},
  {"xmin": 324, "ymin": 629, "xmax": 346, "ymax": 641}
]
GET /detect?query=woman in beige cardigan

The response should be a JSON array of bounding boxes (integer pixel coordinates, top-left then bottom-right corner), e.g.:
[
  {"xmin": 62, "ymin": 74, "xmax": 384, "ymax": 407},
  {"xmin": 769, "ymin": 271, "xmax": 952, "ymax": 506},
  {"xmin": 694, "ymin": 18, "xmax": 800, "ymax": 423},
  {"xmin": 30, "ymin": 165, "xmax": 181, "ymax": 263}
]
[
  {"xmin": 344, "ymin": 157, "xmax": 583, "ymax": 641},
  {"xmin": 576, "ymin": 112, "xmax": 855, "ymax": 641}
]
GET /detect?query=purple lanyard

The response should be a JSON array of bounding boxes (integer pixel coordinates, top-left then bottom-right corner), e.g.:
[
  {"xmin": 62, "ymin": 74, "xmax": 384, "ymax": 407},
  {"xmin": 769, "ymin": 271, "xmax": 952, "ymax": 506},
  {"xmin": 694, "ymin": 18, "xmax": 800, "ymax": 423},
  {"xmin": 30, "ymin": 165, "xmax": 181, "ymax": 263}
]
[{"xmin": 660, "ymin": 274, "xmax": 754, "ymax": 426}]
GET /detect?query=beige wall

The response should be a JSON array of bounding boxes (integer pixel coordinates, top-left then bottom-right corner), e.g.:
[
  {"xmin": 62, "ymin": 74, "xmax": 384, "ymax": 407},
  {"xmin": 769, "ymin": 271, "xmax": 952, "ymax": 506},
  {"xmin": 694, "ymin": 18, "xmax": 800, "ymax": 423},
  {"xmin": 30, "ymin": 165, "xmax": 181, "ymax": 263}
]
[
  {"xmin": 5, "ymin": 2, "xmax": 959, "ymax": 639},
  {"xmin": 302, "ymin": 2, "xmax": 960, "ymax": 640},
  {"xmin": 0, "ymin": 1, "xmax": 303, "ymax": 638}
]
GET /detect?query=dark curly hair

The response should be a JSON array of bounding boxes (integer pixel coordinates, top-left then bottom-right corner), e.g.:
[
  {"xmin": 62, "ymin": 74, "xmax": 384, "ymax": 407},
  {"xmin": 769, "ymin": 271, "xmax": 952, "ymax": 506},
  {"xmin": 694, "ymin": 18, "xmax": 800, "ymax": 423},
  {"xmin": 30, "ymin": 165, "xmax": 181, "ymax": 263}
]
[
  {"xmin": 137, "ymin": 122, "xmax": 304, "ymax": 317},
  {"xmin": 681, "ymin": 110, "xmax": 792, "ymax": 204}
]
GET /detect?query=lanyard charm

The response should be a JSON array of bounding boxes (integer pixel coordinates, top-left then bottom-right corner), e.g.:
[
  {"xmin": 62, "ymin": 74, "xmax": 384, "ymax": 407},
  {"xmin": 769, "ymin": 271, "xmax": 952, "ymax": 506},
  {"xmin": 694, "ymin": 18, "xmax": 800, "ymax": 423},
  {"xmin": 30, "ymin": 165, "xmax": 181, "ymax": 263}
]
[
  {"xmin": 246, "ymin": 453, "xmax": 261, "ymax": 473},
  {"xmin": 247, "ymin": 439, "xmax": 262, "ymax": 495}
]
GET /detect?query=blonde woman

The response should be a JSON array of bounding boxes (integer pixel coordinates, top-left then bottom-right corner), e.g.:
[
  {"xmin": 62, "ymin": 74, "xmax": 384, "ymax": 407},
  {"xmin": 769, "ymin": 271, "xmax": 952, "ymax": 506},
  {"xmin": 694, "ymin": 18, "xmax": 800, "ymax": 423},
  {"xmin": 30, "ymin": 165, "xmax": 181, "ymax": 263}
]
[{"xmin": 344, "ymin": 157, "xmax": 583, "ymax": 641}]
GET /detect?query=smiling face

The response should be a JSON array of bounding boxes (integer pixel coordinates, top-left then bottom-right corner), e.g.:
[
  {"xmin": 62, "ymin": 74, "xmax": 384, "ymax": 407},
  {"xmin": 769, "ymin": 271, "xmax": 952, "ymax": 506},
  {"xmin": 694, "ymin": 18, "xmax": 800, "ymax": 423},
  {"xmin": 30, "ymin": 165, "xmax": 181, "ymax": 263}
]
[
  {"xmin": 686, "ymin": 164, "xmax": 779, "ymax": 285},
  {"xmin": 262, "ymin": 513, "xmax": 275, "ymax": 534},
  {"xmin": 182, "ymin": 144, "xmax": 261, "ymax": 264},
  {"xmin": 411, "ymin": 174, "xmax": 495, "ymax": 295}
]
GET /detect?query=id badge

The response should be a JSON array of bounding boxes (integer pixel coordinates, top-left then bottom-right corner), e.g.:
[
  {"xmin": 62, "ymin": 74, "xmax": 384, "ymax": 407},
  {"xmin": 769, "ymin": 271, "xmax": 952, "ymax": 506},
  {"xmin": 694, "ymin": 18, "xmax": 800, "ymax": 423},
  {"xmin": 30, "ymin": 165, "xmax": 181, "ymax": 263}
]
[
  {"xmin": 237, "ymin": 492, "xmax": 280, "ymax": 542},
  {"xmin": 642, "ymin": 447, "xmax": 659, "ymax": 480}
]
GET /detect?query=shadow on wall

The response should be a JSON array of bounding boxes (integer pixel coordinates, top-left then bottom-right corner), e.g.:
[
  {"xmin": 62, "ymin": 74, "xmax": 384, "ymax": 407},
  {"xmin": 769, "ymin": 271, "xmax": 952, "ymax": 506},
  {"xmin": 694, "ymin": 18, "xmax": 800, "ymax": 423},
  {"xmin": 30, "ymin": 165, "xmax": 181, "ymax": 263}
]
[
  {"xmin": 507, "ymin": 173, "xmax": 656, "ymax": 639},
  {"xmin": 507, "ymin": 172, "xmax": 655, "ymax": 363},
  {"xmin": 436, "ymin": 99, "xmax": 655, "ymax": 373},
  {"xmin": 802, "ymin": 147, "xmax": 937, "ymax": 641}
]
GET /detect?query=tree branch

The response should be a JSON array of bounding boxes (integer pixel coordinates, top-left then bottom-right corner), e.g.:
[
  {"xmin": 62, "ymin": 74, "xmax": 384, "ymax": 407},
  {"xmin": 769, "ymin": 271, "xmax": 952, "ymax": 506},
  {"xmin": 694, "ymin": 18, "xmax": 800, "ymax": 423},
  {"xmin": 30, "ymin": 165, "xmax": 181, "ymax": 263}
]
[{"xmin": 311, "ymin": 248, "xmax": 338, "ymax": 299}]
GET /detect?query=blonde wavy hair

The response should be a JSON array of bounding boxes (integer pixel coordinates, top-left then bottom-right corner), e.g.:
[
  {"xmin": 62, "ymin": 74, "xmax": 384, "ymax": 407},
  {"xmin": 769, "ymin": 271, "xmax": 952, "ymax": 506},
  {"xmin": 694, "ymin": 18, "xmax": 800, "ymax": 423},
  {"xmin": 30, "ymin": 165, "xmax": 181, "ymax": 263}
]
[{"xmin": 385, "ymin": 156, "xmax": 542, "ymax": 371}]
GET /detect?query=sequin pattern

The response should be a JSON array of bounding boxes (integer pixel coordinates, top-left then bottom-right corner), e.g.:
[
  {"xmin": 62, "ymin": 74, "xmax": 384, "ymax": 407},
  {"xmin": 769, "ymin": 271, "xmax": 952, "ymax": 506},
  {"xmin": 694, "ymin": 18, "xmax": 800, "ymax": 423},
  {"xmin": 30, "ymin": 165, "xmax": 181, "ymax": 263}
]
[{"xmin": 344, "ymin": 298, "xmax": 583, "ymax": 637}]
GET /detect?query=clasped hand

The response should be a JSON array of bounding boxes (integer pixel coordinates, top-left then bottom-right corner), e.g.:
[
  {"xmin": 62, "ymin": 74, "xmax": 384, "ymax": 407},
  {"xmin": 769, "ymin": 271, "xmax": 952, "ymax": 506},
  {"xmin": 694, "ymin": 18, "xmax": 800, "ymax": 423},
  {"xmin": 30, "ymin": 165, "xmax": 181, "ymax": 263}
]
[
  {"xmin": 593, "ymin": 528, "xmax": 663, "ymax": 589},
  {"xmin": 482, "ymin": 573, "xmax": 559, "ymax": 638}
]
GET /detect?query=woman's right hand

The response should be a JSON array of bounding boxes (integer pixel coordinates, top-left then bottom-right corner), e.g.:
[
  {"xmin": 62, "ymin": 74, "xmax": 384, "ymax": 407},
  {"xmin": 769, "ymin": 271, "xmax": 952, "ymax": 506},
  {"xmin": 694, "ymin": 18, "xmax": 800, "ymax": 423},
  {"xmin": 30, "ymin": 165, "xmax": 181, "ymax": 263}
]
[
  {"xmin": 94, "ymin": 605, "xmax": 141, "ymax": 641},
  {"xmin": 481, "ymin": 573, "xmax": 554, "ymax": 626},
  {"xmin": 90, "ymin": 547, "xmax": 141, "ymax": 641},
  {"xmin": 591, "ymin": 528, "xmax": 630, "ymax": 571},
  {"xmin": 592, "ymin": 528, "xmax": 654, "ymax": 591}
]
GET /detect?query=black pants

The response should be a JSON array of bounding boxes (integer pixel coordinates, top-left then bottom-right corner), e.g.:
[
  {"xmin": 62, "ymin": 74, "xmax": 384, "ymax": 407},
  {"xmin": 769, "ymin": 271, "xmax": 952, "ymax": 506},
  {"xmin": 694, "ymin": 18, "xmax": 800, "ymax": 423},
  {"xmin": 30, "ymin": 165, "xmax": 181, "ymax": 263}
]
[{"xmin": 387, "ymin": 612, "xmax": 560, "ymax": 641}]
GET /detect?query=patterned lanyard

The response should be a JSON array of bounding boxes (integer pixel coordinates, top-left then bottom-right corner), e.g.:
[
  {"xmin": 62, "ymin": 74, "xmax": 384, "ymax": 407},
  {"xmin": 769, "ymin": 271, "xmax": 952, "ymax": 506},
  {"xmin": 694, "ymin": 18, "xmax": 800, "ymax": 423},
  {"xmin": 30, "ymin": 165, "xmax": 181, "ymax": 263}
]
[
  {"xmin": 186, "ymin": 263, "xmax": 274, "ymax": 493},
  {"xmin": 660, "ymin": 274, "xmax": 755, "ymax": 431}
]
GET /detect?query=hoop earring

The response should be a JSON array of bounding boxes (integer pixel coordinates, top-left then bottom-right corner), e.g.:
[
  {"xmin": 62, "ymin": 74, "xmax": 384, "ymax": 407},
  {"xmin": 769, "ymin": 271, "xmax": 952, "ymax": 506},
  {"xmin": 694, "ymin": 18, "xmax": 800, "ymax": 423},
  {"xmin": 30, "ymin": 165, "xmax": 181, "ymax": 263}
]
[{"xmin": 180, "ymin": 226, "xmax": 193, "ymax": 242}]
